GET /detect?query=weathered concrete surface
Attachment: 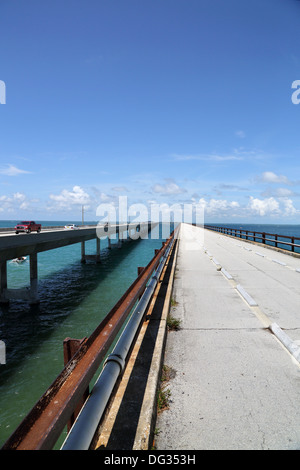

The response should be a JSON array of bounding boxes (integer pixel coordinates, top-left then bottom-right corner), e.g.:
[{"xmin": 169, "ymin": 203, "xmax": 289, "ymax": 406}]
[{"xmin": 156, "ymin": 223, "xmax": 300, "ymax": 450}]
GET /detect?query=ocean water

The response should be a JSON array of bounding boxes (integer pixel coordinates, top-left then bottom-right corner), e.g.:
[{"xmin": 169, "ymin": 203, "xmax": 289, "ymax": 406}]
[
  {"xmin": 0, "ymin": 220, "xmax": 171, "ymax": 447},
  {"xmin": 1, "ymin": 220, "xmax": 300, "ymax": 447}
]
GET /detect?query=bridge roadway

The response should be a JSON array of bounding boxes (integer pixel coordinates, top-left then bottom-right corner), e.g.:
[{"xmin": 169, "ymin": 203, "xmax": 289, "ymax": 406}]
[
  {"xmin": 156, "ymin": 223, "xmax": 300, "ymax": 450},
  {"xmin": 0, "ymin": 222, "xmax": 152, "ymax": 304}
]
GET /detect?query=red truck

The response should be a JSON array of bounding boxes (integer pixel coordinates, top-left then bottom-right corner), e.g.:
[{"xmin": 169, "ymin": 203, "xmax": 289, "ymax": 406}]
[{"xmin": 15, "ymin": 221, "xmax": 42, "ymax": 234}]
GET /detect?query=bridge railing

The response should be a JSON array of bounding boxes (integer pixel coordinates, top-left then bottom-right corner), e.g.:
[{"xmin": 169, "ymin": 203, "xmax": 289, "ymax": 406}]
[
  {"xmin": 204, "ymin": 225, "xmax": 300, "ymax": 254},
  {"xmin": 2, "ymin": 229, "xmax": 177, "ymax": 450}
]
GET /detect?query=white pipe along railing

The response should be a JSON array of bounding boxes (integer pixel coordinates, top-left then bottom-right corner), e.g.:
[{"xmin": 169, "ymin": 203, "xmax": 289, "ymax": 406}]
[{"xmin": 60, "ymin": 237, "xmax": 175, "ymax": 450}]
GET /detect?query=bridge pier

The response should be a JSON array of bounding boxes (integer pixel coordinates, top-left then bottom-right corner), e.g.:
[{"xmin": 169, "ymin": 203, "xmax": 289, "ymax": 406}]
[
  {"xmin": 0, "ymin": 254, "xmax": 39, "ymax": 305},
  {"xmin": 29, "ymin": 253, "xmax": 39, "ymax": 304},
  {"xmin": 0, "ymin": 261, "xmax": 8, "ymax": 304},
  {"xmin": 81, "ymin": 238, "xmax": 101, "ymax": 264}
]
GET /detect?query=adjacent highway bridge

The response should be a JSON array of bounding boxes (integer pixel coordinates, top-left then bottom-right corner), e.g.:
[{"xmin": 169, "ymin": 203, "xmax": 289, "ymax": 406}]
[{"xmin": 0, "ymin": 222, "xmax": 153, "ymax": 304}]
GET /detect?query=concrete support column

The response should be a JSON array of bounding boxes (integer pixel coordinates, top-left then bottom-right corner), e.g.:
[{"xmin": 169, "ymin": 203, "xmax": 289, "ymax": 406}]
[
  {"xmin": 29, "ymin": 253, "xmax": 39, "ymax": 304},
  {"xmin": 96, "ymin": 238, "xmax": 101, "ymax": 263},
  {"xmin": 81, "ymin": 241, "xmax": 86, "ymax": 263},
  {"xmin": 117, "ymin": 232, "xmax": 121, "ymax": 248},
  {"xmin": 119, "ymin": 228, "xmax": 126, "ymax": 243},
  {"xmin": 81, "ymin": 239, "xmax": 101, "ymax": 263},
  {"xmin": 0, "ymin": 261, "xmax": 8, "ymax": 304}
]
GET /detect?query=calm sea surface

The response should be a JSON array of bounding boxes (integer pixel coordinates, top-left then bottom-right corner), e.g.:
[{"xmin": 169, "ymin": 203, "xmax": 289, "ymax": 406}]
[{"xmin": 1, "ymin": 220, "xmax": 300, "ymax": 447}]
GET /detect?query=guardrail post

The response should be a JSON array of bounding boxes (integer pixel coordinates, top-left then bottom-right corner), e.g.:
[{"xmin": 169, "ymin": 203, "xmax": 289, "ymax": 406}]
[
  {"xmin": 291, "ymin": 237, "xmax": 295, "ymax": 252},
  {"xmin": 63, "ymin": 337, "xmax": 89, "ymax": 431},
  {"xmin": 262, "ymin": 232, "xmax": 266, "ymax": 244},
  {"xmin": 137, "ymin": 267, "xmax": 145, "ymax": 276}
]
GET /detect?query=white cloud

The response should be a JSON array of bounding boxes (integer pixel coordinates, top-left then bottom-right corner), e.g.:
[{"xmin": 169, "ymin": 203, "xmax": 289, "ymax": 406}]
[
  {"xmin": 152, "ymin": 179, "xmax": 187, "ymax": 195},
  {"xmin": 0, "ymin": 192, "xmax": 35, "ymax": 212},
  {"xmin": 172, "ymin": 153, "xmax": 242, "ymax": 162},
  {"xmin": 198, "ymin": 198, "xmax": 240, "ymax": 215},
  {"xmin": 0, "ymin": 164, "xmax": 31, "ymax": 176},
  {"xmin": 235, "ymin": 130, "xmax": 246, "ymax": 138},
  {"xmin": 111, "ymin": 186, "xmax": 129, "ymax": 192},
  {"xmin": 98, "ymin": 192, "xmax": 115, "ymax": 203},
  {"xmin": 49, "ymin": 185, "xmax": 91, "ymax": 210},
  {"xmin": 248, "ymin": 196, "xmax": 280, "ymax": 216},
  {"xmin": 275, "ymin": 188, "xmax": 293, "ymax": 197},
  {"xmin": 197, "ymin": 195, "xmax": 299, "ymax": 220},
  {"xmin": 91, "ymin": 186, "xmax": 117, "ymax": 204},
  {"xmin": 261, "ymin": 187, "xmax": 295, "ymax": 198},
  {"xmin": 282, "ymin": 198, "xmax": 298, "ymax": 217},
  {"xmin": 260, "ymin": 171, "xmax": 290, "ymax": 184}
]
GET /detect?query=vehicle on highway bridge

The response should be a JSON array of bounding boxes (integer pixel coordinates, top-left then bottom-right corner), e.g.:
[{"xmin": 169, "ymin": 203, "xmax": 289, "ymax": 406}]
[{"xmin": 15, "ymin": 221, "xmax": 42, "ymax": 234}]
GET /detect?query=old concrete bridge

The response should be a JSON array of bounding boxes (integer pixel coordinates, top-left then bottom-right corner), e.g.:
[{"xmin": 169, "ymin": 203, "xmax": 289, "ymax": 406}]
[{"xmin": 0, "ymin": 222, "xmax": 154, "ymax": 304}]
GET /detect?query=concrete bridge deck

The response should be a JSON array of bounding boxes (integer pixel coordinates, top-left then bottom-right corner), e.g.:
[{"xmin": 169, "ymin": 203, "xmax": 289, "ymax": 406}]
[{"xmin": 156, "ymin": 223, "xmax": 300, "ymax": 450}]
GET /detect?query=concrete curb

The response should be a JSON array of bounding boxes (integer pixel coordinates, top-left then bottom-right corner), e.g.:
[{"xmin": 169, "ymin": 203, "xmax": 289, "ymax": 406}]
[
  {"xmin": 133, "ymin": 238, "xmax": 179, "ymax": 450},
  {"xmin": 269, "ymin": 323, "xmax": 300, "ymax": 363},
  {"xmin": 236, "ymin": 284, "xmax": 258, "ymax": 306}
]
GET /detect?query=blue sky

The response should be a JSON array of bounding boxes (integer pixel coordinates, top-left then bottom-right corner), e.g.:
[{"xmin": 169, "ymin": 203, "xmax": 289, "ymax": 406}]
[{"xmin": 1, "ymin": 0, "xmax": 300, "ymax": 223}]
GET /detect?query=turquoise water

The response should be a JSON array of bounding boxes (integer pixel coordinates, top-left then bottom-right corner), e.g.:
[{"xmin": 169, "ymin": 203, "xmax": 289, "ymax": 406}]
[{"xmin": 0, "ymin": 221, "xmax": 168, "ymax": 447}]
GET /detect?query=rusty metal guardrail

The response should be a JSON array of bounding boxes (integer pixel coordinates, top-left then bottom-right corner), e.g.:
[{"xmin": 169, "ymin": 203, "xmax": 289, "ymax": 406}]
[
  {"xmin": 2, "ymin": 229, "xmax": 177, "ymax": 450},
  {"xmin": 61, "ymin": 232, "xmax": 176, "ymax": 450},
  {"xmin": 205, "ymin": 225, "xmax": 300, "ymax": 253}
]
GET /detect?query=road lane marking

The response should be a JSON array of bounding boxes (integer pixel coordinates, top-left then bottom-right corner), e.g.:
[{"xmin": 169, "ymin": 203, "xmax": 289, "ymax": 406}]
[{"xmin": 272, "ymin": 259, "xmax": 287, "ymax": 266}]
